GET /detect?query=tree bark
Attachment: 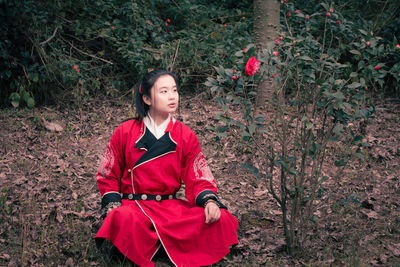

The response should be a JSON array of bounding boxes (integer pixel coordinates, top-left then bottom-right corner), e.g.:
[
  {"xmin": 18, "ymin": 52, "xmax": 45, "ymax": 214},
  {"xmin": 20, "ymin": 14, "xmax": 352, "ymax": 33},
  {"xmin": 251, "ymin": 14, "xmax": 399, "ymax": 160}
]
[{"xmin": 253, "ymin": 0, "xmax": 280, "ymax": 109}]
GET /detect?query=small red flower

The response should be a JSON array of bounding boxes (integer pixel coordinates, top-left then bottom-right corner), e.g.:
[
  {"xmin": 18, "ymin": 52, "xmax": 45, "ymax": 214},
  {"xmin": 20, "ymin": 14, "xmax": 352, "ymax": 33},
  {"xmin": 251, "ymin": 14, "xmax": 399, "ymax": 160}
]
[
  {"xmin": 361, "ymin": 38, "xmax": 366, "ymax": 42},
  {"xmin": 243, "ymin": 48, "xmax": 248, "ymax": 53},
  {"xmin": 371, "ymin": 31, "xmax": 374, "ymax": 36},
  {"xmin": 232, "ymin": 76, "xmax": 237, "ymax": 81},
  {"xmin": 273, "ymin": 51, "xmax": 279, "ymax": 56},
  {"xmin": 367, "ymin": 41, "xmax": 371, "ymax": 46},
  {"xmin": 336, "ymin": 20, "xmax": 341, "ymax": 25},
  {"xmin": 245, "ymin": 57, "xmax": 260, "ymax": 76},
  {"xmin": 111, "ymin": 26, "xmax": 115, "ymax": 30},
  {"xmin": 224, "ymin": 24, "xmax": 227, "ymax": 27},
  {"xmin": 280, "ymin": 0, "xmax": 284, "ymax": 4},
  {"xmin": 306, "ymin": 15, "xmax": 310, "ymax": 20},
  {"xmin": 275, "ymin": 39, "xmax": 280, "ymax": 44},
  {"xmin": 365, "ymin": 87, "xmax": 368, "ymax": 91},
  {"xmin": 242, "ymin": 16, "xmax": 245, "ymax": 19},
  {"xmin": 287, "ymin": 12, "xmax": 291, "ymax": 16},
  {"xmin": 272, "ymin": 73, "xmax": 277, "ymax": 77},
  {"xmin": 375, "ymin": 65, "xmax": 380, "ymax": 70},
  {"xmin": 296, "ymin": 10, "xmax": 300, "ymax": 14},
  {"xmin": 77, "ymin": 69, "xmax": 80, "ymax": 74},
  {"xmin": 279, "ymin": 36, "xmax": 283, "ymax": 40},
  {"xmin": 165, "ymin": 22, "xmax": 168, "ymax": 26},
  {"xmin": 280, "ymin": 32, "xmax": 284, "ymax": 36},
  {"xmin": 167, "ymin": 19, "xmax": 171, "ymax": 23},
  {"xmin": 310, "ymin": 118, "xmax": 314, "ymax": 122},
  {"xmin": 233, "ymin": 69, "xmax": 236, "ymax": 73},
  {"xmin": 396, "ymin": 44, "xmax": 400, "ymax": 49},
  {"xmin": 73, "ymin": 65, "xmax": 78, "ymax": 69},
  {"xmin": 326, "ymin": 12, "xmax": 331, "ymax": 17},
  {"xmin": 285, "ymin": 0, "xmax": 288, "ymax": 2},
  {"xmin": 330, "ymin": 8, "xmax": 334, "ymax": 12}
]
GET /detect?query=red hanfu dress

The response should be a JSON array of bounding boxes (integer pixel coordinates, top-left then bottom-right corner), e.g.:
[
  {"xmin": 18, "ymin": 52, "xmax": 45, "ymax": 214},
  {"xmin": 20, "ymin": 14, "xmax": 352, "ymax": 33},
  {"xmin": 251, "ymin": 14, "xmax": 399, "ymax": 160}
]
[{"xmin": 95, "ymin": 116, "xmax": 239, "ymax": 267}]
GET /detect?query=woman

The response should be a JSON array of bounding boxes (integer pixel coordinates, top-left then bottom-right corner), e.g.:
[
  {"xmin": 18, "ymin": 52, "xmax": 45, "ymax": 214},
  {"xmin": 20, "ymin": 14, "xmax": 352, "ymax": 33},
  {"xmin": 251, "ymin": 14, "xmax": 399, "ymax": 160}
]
[{"xmin": 95, "ymin": 69, "xmax": 238, "ymax": 267}]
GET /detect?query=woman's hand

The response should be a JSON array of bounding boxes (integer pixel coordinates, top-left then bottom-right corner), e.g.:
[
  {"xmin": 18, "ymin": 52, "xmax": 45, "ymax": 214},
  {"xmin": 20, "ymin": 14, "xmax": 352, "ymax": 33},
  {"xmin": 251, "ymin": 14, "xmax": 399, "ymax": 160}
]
[{"xmin": 204, "ymin": 200, "xmax": 221, "ymax": 224}]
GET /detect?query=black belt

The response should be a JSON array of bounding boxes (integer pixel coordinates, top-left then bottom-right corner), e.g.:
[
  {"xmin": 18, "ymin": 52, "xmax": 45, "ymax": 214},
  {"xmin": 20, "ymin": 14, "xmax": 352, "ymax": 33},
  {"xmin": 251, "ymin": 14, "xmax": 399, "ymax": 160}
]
[{"xmin": 121, "ymin": 193, "xmax": 176, "ymax": 202}]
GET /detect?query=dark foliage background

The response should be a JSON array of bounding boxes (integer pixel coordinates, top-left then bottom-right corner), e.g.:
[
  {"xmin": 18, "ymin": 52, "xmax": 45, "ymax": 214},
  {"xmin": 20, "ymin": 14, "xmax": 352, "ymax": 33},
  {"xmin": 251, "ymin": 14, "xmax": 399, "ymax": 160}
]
[{"xmin": 0, "ymin": 0, "xmax": 398, "ymax": 107}]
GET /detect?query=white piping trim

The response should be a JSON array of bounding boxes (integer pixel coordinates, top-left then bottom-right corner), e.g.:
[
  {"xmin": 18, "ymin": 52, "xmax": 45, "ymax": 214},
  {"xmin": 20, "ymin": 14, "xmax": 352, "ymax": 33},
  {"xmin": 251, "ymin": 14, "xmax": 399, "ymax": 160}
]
[
  {"xmin": 135, "ymin": 201, "xmax": 177, "ymax": 267},
  {"xmin": 134, "ymin": 127, "xmax": 147, "ymax": 144},
  {"xmin": 150, "ymin": 243, "xmax": 162, "ymax": 261},
  {"xmin": 131, "ymin": 151, "xmax": 176, "ymax": 171},
  {"xmin": 168, "ymin": 132, "xmax": 177, "ymax": 145},
  {"xmin": 102, "ymin": 191, "xmax": 120, "ymax": 197}
]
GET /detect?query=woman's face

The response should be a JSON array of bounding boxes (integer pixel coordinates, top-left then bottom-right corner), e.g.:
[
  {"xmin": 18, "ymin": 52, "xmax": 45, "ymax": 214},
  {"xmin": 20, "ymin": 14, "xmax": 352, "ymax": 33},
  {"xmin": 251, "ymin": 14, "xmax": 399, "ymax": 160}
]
[{"xmin": 143, "ymin": 75, "xmax": 179, "ymax": 120}]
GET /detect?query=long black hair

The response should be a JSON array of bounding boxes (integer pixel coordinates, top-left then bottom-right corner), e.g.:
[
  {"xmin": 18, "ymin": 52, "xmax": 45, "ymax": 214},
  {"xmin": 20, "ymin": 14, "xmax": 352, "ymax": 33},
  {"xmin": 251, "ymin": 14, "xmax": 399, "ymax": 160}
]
[{"xmin": 134, "ymin": 69, "xmax": 179, "ymax": 121}]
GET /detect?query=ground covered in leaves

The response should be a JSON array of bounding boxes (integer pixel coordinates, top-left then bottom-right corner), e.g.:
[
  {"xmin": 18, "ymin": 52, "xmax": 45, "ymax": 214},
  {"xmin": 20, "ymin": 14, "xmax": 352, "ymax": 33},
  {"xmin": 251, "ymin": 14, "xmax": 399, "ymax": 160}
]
[{"xmin": 0, "ymin": 95, "xmax": 399, "ymax": 266}]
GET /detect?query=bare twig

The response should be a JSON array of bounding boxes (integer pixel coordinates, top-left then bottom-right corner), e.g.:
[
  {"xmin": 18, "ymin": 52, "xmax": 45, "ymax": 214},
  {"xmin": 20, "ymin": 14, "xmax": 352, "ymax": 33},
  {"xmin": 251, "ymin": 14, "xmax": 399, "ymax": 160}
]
[
  {"xmin": 60, "ymin": 36, "xmax": 114, "ymax": 65},
  {"xmin": 40, "ymin": 27, "xmax": 59, "ymax": 46}
]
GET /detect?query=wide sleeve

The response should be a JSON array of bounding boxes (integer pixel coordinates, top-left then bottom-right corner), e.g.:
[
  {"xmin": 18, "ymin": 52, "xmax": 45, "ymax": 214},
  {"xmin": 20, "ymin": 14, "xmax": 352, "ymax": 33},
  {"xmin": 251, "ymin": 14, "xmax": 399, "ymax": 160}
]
[
  {"xmin": 180, "ymin": 129, "xmax": 227, "ymax": 209},
  {"xmin": 96, "ymin": 125, "xmax": 125, "ymax": 210}
]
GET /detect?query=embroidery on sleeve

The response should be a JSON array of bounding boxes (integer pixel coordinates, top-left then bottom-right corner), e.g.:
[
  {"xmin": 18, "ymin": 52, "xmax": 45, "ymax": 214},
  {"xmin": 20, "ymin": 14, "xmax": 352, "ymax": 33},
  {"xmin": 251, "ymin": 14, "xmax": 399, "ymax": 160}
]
[
  {"xmin": 97, "ymin": 143, "xmax": 115, "ymax": 179},
  {"xmin": 193, "ymin": 152, "xmax": 217, "ymax": 187}
]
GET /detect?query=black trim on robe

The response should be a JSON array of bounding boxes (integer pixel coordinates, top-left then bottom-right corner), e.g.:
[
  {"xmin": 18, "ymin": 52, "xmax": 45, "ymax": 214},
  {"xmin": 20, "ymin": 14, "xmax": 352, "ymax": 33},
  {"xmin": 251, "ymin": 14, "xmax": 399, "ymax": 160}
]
[
  {"xmin": 134, "ymin": 131, "xmax": 177, "ymax": 168},
  {"xmin": 101, "ymin": 192, "xmax": 121, "ymax": 209},
  {"xmin": 195, "ymin": 190, "xmax": 227, "ymax": 210}
]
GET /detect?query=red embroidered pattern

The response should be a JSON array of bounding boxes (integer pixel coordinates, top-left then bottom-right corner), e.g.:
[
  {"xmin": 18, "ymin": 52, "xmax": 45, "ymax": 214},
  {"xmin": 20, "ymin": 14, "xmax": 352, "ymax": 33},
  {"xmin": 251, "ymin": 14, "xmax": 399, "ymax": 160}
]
[
  {"xmin": 97, "ymin": 144, "xmax": 115, "ymax": 179},
  {"xmin": 193, "ymin": 152, "xmax": 216, "ymax": 187}
]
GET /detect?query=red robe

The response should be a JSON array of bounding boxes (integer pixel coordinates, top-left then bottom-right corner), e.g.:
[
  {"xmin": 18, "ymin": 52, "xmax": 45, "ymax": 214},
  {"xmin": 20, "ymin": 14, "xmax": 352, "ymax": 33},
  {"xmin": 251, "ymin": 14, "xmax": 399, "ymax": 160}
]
[{"xmin": 95, "ymin": 118, "xmax": 238, "ymax": 267}]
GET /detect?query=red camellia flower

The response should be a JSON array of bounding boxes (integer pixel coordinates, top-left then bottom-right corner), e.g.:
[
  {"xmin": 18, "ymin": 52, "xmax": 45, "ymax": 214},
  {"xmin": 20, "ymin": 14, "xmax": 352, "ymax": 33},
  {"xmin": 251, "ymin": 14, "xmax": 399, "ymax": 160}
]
[
  {"xmin": 165, "ymin": 22, "xmax": 168, "ymax": 26},
  {"xmin": 243, "ymin": 48, "xmax": 248, "ymax": 53},
  {"xmin": 365, "ymin": 87, "xmax": 368, "ymax": 91},
  {"xmin": 272, "ymin": 73, "xmax": 277, "ymax": 77},
  {"xmin": 73, "ymin": 65, "xmax": 78, "ymax": 69},
  {"xmin": 232, "ymin": 76, "xmax": 237, "ymax": 81},
  {"xmin": 224, "ymin": 24, "xmax": 227, "ymax": 27},
  {"xmin": 361, "ymin": 38, "xmax": 366, "ymax": 42},
  {"xmin": 280, "ymin": 0, "xmax": 284, "ymax": 4},
  {"xmin": 285, "ymin": 0, "xmax": 288, "ymax": 2},
  {"xmin": 306, "ymin": 15, "xmax": 310, "ymax": 20},
  {"xmin": 375, "ymin": 65, "xmax": 380, "ymax": 70},
  {"xmin": 111, "ymin": 26, "xmax": 115, "ymax": 30},
  {"xmin": 330, "ymin": 8, "xmax": 334, "ymax": 12},
  {"xmin": 336, "ymin": 20, "xmax": 341, "ymax": 25},
  {"xmin": 287, "ymin": 12, "xmax": 291, "ymax": 16},
  {"xmin": 77, "ymin": 69, "xmax": 80, "ymax": 74},
  {"xmin": 279, "ymin": 36, "xmax": 283, "ymax": 40},
  {"xmin": 371, "ymin": 31, "xmax": 374, "ymax": 36},
  {"xmin": 367, "ymin": 41, "xmax": 371, "ymax": 46},
  {"xmin": 245, "ymin": 57, "xmax": 260, "ymax": 76},
  {"xmin": 233, "ymin": 69, "xmax": 236, "ymax": 73},
  {"xmin": 273, "ymin": 51, "xmax": 279, "ymax": 56},
  {"xmin": 396, "ymin": 44, "xmax": 400, "ymax": 49},
  {"xmin": 167, "ymin": 18, "xmax": 171, "ymax": 23},
  {"xmin": 296, "ymin": 10, "xmax": 300, "ymax": 14},
  {"xmin": 275, "ymin": 39, "xmax": 280, "ymax": 44},
  {"xmin": 326, "ymin": 12, "xmax": 331, "ymax": 17}
]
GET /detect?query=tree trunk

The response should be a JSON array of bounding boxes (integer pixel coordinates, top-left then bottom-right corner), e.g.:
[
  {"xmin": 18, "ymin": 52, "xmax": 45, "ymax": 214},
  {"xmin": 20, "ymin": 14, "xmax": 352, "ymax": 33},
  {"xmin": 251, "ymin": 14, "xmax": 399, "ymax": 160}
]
[{"xmin": 253, "ymin": 0, "xmax": 280, "ymax": 109}]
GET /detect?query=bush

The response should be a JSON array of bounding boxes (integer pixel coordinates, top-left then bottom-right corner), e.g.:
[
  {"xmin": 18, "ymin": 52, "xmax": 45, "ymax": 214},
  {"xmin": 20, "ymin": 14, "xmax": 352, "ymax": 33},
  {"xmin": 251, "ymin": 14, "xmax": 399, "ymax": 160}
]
[
  {"xmin": 0, "ymin": 0, "xmax": 252, "ymax": 108},
  {"xmin": 205, "ymin": 2, "xmax": 397, "ymax": 254}
]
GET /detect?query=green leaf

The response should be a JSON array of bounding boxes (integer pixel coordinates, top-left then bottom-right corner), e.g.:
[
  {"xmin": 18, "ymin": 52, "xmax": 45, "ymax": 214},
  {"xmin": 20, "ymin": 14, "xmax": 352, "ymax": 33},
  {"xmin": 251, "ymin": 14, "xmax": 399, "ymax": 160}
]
[
  {"xmin": 349, "ymin": 72, "xmax": 358, "ymax": 78},
  {"xmin": 333, "ymin": 124, "xmax": 344, "ymax": 136},
  {"xmin": 27, "ymin": 97, "xmax": 35, "ymax": 108},
  {"xmin": 349, "ymin": 50, "xmax": 361, "ymax": 56},
  {"xmin": 359, "ymin": 29, "xmax": 368, "ymax": 35},
  {"xmin": 298, "ymin": 56, "xmax": 313, "ymax": 61},
  {"xmin": 347, "ymin": 82, "xmax": 361, "ymax": 89},
  {"xmin": 334, "ymin": 159, "xmax": 347, "ymax": 166}
]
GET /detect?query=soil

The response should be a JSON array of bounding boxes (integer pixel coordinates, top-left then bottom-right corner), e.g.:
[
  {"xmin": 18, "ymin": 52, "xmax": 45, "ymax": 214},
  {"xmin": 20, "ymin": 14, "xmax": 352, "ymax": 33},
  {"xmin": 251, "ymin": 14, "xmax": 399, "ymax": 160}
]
[{"xmin": 0, "ymin": 95, "xmax": 399, "ymax": 266}]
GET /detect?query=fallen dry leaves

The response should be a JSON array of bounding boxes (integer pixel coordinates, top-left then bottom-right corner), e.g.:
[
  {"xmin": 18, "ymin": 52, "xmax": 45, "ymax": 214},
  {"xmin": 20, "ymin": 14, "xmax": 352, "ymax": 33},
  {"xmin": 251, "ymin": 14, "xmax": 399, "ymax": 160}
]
[{"xmin": 0, "ymin": 96, "xmax": 399, "ymax": 266}]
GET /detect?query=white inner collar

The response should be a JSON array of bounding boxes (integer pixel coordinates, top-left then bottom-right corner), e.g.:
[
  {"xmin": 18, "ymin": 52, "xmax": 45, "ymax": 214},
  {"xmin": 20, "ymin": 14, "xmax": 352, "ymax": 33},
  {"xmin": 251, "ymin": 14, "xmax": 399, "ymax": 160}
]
[{"xmin": 143, "ymin": 114, "xmax": 171, "ymax": 139}]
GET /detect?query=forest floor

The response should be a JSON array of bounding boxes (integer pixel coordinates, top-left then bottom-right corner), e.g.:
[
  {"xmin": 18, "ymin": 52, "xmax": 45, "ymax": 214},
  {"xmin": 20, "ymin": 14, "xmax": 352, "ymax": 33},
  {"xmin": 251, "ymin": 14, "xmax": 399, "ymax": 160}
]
[{"xmin": 0, "ymin": 94, "xmax": 399, "ymax": 267}]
